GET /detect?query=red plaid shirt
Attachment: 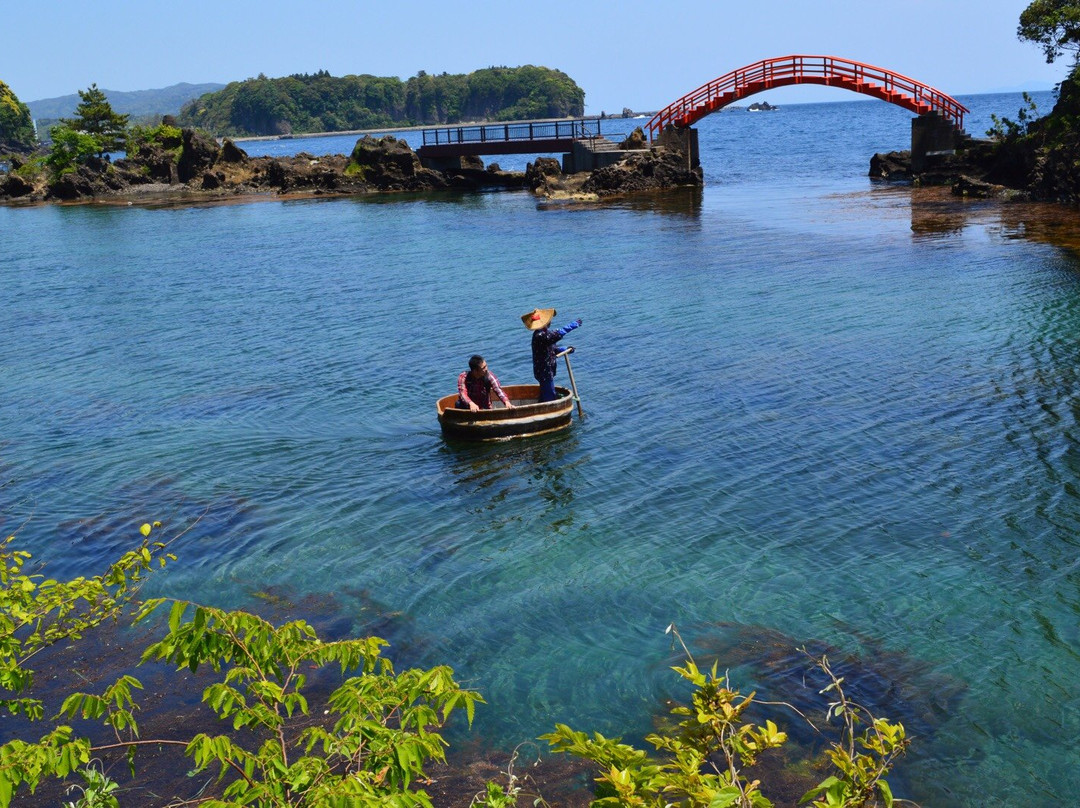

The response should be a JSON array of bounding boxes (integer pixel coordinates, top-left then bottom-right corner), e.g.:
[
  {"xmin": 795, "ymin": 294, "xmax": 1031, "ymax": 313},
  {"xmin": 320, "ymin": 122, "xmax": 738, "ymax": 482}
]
[{"xmin": 457, "ymin": 370, "xmax": 511, "ymax": 409}]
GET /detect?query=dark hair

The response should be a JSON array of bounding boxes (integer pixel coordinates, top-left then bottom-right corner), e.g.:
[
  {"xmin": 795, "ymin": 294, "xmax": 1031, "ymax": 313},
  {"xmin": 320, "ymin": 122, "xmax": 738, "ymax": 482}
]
[{"xmin": 468, "ymin": 355, "xmax": 485, "ymax": 371}]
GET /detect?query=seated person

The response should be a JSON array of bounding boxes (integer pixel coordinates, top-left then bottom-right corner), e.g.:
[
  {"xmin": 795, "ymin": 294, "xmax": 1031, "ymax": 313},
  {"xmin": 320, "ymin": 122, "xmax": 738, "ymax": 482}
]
[{"xmin": 457, "ymin": 355, "xmax": 513, "ymax": 411}]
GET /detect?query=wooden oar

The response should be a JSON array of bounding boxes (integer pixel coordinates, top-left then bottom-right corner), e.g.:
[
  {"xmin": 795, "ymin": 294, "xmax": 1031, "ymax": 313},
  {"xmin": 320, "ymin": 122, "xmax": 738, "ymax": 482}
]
[{"xmin": 556, "ymin": 346, "xmax": 584, "ymax": 419}]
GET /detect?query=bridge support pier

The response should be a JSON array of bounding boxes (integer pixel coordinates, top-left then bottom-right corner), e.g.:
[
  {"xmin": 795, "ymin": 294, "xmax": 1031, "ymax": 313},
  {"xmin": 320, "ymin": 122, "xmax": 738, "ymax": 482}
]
[
  {"xmin": 419, "ymin": 155, "xmax": 481, "ymax": 172},
  {"xmin": 564, "ymin": 140, "xmax": 632, "ymax": 173},
  {"xmin": 656, "ymin": 126, "xmax": 700, "ymax": 171},
  {"xmin": 911, "ymin": 113, "xmax": 960, "ymax": 172}
]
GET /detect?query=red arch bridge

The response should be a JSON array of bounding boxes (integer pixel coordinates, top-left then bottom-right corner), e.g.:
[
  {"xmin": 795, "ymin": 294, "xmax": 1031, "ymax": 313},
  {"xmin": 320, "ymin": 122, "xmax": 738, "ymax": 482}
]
[
  {"xmin": 416, "ymin": 55, "xmax": 969, "ymax": 171},
  {"xmin": 644, "ymin": 54, "xmax": 967, "ymax": 138}
]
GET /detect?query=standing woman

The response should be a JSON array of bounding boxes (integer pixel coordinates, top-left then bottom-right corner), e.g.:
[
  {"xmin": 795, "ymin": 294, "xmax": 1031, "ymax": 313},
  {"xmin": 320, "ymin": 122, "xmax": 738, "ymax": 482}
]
[{"xmin": 522, "ymin": 308, "xmax": 582, "ymax": 403}]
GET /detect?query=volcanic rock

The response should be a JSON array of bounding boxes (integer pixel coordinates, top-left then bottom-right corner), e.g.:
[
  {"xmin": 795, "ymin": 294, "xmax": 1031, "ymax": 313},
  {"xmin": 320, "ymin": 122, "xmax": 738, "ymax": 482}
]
[
  {"xmin": 219, "ymin": 139, "xmax": 247, "ymax": 164},
  {"xmin": 348, "ymin": 135, "xmax": 447, "ymax": 191},
  {"xmin": 869, "ymin": 151, "xmax": 912, "ymax": 181},
  {"xmin": 0, "ymin": 171, "xmax": 34, "ymax": 198},
  {"xmin": 619, "ymin": 126, "xmax": 648, "ymax": 150},
  {"xmin": 581, "ymin": 146, "xmax": 703, "ymax": 196},
  {"xmin": 177, "ymin": 128, "xmax": 220, "ymax": 183}
]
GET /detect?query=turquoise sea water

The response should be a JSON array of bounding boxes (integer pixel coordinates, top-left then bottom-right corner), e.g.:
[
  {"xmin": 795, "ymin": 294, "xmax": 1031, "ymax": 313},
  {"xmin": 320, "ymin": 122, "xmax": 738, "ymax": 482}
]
[{"xmin": 4, "ymin": 91, "xmax": 1080, "ymax": 806}]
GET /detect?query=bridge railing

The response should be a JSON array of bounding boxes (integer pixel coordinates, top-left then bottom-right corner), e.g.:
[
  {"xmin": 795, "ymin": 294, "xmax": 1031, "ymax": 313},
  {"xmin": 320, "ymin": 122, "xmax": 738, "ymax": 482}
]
[
  {"xmin": 421, "ymin": 118, "xmax": 602, "ymax": 147},
  {"xmin": 647, "ymin": 55, "xmax": 968, "ymax": 139}
]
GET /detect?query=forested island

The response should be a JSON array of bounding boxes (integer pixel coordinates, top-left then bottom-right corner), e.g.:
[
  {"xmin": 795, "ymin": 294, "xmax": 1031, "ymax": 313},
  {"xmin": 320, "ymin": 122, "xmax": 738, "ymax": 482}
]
[
  {"xmin": 1, "ymin": 66, "xmax": 675, "ymax": 204},
  {"xmin": 178, "ymin": 65, "xmax": 586, "ymax": 137},
  {"xmin": 3, "ymin": 65, "xmax": 585, "ymax": 149}
]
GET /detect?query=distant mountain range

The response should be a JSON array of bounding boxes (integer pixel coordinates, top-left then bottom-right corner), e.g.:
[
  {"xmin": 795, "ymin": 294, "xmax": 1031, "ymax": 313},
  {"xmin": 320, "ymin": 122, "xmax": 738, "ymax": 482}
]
[{"xmin": 27, "ymin": 82, "xmax": 226, "ymax": 120}]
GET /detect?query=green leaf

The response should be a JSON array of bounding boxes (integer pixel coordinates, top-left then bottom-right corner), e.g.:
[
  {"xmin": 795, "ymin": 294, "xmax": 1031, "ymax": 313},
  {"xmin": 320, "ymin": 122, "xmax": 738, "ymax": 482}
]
[
  {"xmin": 0, "ymin": 771, "xmax": 12, "ymax": 808},
  {"xmin": 709, "ymin": 785, "xmax": 742, "ymax": 808},
  {"xmin": 800, "ymin": 775, "xmax": 839, "ymax": 804},
  {"xmin": 168, "ymin": 600, "xmax": 186, "ymax": 634},
  {"xmin": 878, "ymin": 779, "xmax": 895, "ymax": 808}
]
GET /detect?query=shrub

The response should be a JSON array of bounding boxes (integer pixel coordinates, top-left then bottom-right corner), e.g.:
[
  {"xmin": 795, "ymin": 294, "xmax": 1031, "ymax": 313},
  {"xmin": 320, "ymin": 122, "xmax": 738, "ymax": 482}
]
[
  {"xmin": 44, "ymin": 126, "xmax": 103, "ymax": 178},
  {"xmin": 541, "ymin": 626, "xmax": 910, "ymax": 808},
  {"xmin": 0, "ymin": 526, "xmax": 483, "ymax": 807}
]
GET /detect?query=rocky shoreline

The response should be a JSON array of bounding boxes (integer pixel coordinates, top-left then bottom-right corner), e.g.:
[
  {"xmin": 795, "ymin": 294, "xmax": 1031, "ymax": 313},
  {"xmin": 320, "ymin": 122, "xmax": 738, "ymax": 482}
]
[
  {"xmin": 4, "ymin": 115, "xmax": 1076, "ymax": 208},
  {"xmin": 868, "ymin": 137, "xmax": 1035, "ymax": 201},
  {"xmin": 870, "ymin": 77, "xmax": 1080, "ymax": 206},
  {"xmin": 0, "ymin": 126, "xmax": 703, "ymax": 207}
]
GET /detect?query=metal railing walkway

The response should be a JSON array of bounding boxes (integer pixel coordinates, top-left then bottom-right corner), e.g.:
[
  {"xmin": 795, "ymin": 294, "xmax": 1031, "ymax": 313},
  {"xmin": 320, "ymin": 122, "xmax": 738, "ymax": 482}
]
[{"xmin": 417, "ymin": 118, "xmax": 603, "ymax": 159}]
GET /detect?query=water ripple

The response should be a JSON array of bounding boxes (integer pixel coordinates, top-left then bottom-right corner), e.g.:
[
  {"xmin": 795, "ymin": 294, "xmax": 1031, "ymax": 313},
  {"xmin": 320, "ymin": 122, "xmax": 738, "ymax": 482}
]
[{"xmin": 6, "ymin": 96, "xmax": 1080, "ymax": 805}]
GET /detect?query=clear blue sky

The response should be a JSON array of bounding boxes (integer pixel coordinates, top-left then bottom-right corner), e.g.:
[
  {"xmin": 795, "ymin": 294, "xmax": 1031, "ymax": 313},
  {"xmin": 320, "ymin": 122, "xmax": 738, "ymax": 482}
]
[{"xmin": 5, "ymin": 0, "xmax": 1066, "ymax": 110}]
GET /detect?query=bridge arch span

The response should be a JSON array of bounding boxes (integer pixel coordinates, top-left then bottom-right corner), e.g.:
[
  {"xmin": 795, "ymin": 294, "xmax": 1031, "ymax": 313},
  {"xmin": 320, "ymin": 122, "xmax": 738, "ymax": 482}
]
[{"xmin": 646, "ymin": 55, "xmax": 968, "ymax": 141}]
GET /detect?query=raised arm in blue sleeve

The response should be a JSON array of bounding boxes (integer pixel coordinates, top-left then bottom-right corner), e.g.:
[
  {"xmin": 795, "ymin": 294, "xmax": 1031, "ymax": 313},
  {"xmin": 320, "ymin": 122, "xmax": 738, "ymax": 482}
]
[{"xmin": 554, "ymin": 319, "xmax": 581, "ymax": 338}]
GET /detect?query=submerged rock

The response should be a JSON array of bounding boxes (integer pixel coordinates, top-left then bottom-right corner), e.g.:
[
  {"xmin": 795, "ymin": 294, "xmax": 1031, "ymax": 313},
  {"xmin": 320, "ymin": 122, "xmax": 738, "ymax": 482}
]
[{"xmin": 669, "ymin": 622, "xmax": 967, "ymax": 749}]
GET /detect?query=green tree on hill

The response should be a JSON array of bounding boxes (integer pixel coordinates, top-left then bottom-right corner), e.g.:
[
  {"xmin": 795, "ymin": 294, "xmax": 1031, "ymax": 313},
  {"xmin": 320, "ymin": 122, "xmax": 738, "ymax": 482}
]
[
  {"xmin": 1019, "ymin": 0, "xmax": 1080, "ymax": 63},
  {"xmin": 0, "ymin": 80, "xmax": 36, "ymax": 152},
  {"xmin": 982, "ymin": 1, "xmax": 1080, "ymax": 202},
  {"xmin": 1017, "ymin": 0, "xmax": 1080, "ymax": 120},
  {"xmin": 178, "ymin": 66, "xmax": 585, "ymax": 138},
  {"xmin": 59, "ymin": 84, "xmax": 129, "ymax": 154},
  {"xmin": 463, "ymin": 65, "xmax": 584, "ymax": 121}
]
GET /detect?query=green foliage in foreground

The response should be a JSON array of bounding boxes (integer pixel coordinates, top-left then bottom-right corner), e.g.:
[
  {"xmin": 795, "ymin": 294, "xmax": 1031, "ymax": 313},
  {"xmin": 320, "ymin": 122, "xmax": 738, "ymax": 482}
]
[
  {"xmin": 0, "ymin": 80, "xmax": 36, "ymax": 152},
  {"xmin": 542, "ymin": 628, "xmax": 910, "ymax": 808},
  {"xmin": 132, "ymin": 600, "xmax": 480, "ymax": 806},
  {"xmin": 0, "ymin": 523, "xmax": 171, "ymax": 804},
  {"xmin": 0, "ymin": 530, "xmax": 908, "ymax": 808},
  {"xmin": 177, "ymin": 65, "xmax": 586, "ymax": 137},
  {"xmin": 0, "ymin": 525, "xmax": 171, "ymax": 723},
  {"xmin": 0, "ymin": 526, "xmax": 482, "ymax": 807}
]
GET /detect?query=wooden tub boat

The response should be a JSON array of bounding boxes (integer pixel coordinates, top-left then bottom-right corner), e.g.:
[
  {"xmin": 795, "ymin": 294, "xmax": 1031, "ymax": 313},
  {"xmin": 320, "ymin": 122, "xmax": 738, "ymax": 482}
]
[{"xmin": 436, "ymin": 385, "xmax": 574, "ymax": 441}]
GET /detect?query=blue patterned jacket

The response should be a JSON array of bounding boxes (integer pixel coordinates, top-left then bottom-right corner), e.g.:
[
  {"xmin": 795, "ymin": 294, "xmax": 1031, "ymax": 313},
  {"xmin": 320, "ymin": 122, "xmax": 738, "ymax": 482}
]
[{"xmin": 531, "ymin": 320, "xmax": 580, "ymax": 382}]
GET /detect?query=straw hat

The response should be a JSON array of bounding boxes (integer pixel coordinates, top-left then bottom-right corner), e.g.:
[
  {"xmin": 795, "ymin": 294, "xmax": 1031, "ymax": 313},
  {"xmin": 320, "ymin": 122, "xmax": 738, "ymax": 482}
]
[{"xmin": 521, "ymin": 308, "xmax": 556, "ymax": 330}]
